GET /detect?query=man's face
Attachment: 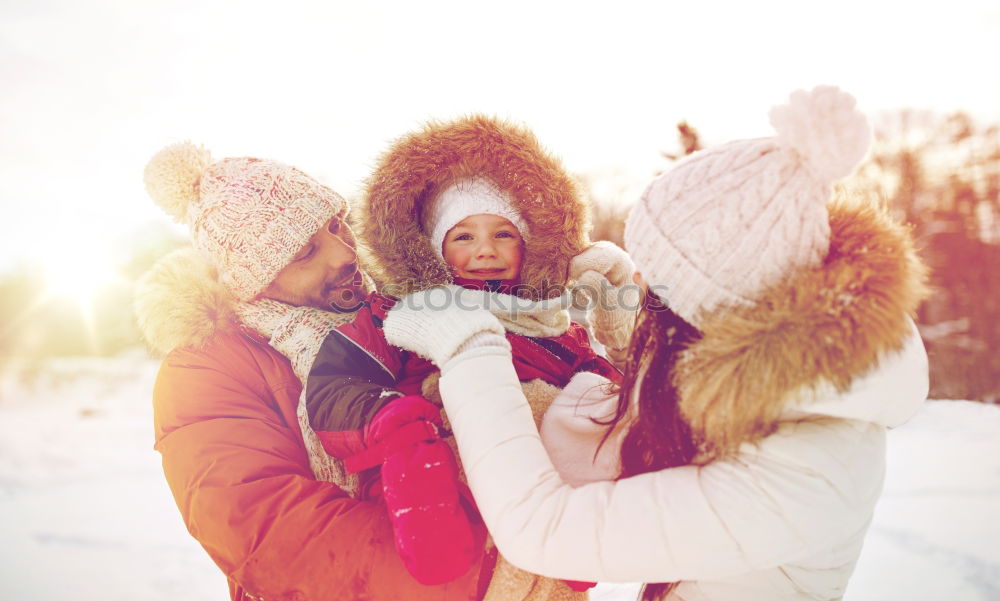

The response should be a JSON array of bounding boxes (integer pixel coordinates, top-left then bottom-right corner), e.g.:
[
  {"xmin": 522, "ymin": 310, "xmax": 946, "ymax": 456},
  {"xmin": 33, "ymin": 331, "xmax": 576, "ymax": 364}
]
[{"xmin": 261, "ymin": 214, "xmax": 366, "ymax": 311}]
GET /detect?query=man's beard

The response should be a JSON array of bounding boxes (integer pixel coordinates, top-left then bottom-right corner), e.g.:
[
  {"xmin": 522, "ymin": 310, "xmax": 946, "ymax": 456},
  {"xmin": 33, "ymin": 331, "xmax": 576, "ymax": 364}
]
[{"xmin": 323, "ymin": 267, "xmax": 365, "ymax": 313}]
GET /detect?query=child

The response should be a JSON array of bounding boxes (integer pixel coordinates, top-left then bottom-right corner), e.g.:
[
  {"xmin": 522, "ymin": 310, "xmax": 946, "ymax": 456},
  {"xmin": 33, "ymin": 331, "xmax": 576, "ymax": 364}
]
[
  {"xmin": 241, "ymin": 115, "xmax": 635, "ymax": 599},
  {"xmin": 358, "ymin": 115, "xmax": 637, "ymax": 601}
]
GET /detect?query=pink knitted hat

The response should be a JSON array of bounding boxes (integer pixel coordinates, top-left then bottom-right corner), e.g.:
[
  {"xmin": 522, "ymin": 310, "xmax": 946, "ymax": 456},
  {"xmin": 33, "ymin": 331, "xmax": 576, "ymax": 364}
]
[
  {"xmin": 624, "ymin": 86, "xmax": 872, "ymax": 327},
  {"xmin": 143, "ymin": 142, "xmax": 347, "ymax": 301}
]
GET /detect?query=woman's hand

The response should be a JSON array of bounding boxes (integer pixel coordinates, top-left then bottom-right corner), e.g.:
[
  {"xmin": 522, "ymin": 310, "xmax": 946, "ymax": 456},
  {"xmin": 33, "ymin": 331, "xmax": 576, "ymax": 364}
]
[
  {"xmin": 569, "ymin": 241, "xmax": 640, "ymax": 356},
  {"xmin": 383, "ymin": 285, "xmax": 509, "ymax": 367},
  {"xmin": 569, "ymin": 240, "xmax": 635, "ymax": 289}
]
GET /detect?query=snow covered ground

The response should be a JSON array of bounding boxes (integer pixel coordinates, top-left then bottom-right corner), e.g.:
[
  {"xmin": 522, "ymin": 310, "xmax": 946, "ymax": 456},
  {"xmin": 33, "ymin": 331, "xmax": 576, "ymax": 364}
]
[{"xmin": 0, "ymin": 356, "xmax": 998, "ymax": 601}]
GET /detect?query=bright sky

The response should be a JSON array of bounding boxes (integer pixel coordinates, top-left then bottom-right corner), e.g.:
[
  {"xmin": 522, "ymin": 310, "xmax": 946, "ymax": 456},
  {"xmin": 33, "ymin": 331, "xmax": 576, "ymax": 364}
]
[{"xmin": 2, "ymin": 0, "xmax": 999, "ymax": 277}]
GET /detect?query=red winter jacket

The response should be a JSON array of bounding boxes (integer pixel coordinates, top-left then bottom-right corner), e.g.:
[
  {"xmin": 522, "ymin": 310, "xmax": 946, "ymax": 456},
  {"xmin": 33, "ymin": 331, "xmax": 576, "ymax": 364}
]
[
  {"xmin": 301, "ymin": 289, "xmax": 620, "ymax": 463},
  {"xmin": 152, "ymin": 328, "xmax": 493, "ymax": 601}
]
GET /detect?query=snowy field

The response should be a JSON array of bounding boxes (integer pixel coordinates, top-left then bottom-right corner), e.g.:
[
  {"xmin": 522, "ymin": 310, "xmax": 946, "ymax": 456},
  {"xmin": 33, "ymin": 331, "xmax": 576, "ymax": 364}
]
[{"xmin": 1, "ymin": 356, "xmax": 998, "ymax": 601}]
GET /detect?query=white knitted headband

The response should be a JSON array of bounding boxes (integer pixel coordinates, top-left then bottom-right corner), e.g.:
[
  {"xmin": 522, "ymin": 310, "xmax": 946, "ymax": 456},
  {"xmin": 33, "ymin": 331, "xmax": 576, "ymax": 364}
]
[{"xmin": 422, "ymin": 177, "xmax": 528, "ymax": 259}]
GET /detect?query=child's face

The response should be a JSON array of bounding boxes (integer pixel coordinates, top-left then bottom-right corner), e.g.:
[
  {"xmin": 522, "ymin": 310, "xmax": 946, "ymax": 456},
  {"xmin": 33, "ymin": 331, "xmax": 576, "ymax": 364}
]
[{"xmin": 442, "ymin": 214, "xmax": 524, "ymax": 280}]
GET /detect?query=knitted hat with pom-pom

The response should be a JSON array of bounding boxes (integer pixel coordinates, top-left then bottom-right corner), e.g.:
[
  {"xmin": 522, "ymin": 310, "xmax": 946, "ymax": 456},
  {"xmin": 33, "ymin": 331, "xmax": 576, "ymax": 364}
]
[
  {"xmin": 143, "ymin": 143, "xmax": 347, "ymax": 301},
  {"xmin": 624, "ymin": 85, "xmax": 872, "ymax": 327}
]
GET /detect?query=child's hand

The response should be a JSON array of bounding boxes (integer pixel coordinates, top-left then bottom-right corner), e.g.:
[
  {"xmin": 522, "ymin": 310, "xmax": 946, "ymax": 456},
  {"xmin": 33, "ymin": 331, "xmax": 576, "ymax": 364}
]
[{"xmin": 356, "ymin": 396, "xmax": 485, "ymax": 585}]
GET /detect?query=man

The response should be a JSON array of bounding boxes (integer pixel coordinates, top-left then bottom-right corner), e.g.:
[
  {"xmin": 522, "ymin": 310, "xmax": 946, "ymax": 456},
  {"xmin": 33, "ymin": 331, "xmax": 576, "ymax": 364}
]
[{"xmin": 134, "ymin": 142, "xmax": 492, "ymax": 601}]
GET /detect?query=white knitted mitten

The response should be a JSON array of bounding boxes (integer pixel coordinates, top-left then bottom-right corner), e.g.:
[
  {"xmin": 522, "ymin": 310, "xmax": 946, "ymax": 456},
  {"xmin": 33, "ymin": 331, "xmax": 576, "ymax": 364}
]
[
  {"xmin": 569, "ymin": 242, "xmax": 640, "ymax": 353},
  {"xmin": 539, "ymin": 371, "xmax": 624, "ymax": 487},
  {"xmin": 569, "ymin": 241, "xmax": 635, "ymax": 289},
  {"xmin": 383, "ymin": 285, "xmax": 509, "ymax": 367}
]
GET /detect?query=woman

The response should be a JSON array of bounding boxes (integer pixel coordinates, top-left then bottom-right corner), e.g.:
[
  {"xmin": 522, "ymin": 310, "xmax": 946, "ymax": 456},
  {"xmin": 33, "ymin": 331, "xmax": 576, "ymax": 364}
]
[{"xmin": 381, "ymin": 86, "xmax": 930, "ymax": 600}]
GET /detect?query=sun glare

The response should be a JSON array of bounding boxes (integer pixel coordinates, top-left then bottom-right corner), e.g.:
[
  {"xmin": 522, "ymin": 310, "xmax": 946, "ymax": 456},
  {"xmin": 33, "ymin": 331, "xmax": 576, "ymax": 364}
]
[{"xmin": 40, "ymin": 240, "xmax": 121, "ymax": 310}]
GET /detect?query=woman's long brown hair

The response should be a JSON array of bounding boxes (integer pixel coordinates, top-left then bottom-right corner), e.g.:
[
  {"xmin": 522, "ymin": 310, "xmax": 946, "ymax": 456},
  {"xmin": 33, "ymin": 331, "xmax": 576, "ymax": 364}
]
[{"xmin": 608, "ymin": 289, "xmax": 702, "ymax": 600}]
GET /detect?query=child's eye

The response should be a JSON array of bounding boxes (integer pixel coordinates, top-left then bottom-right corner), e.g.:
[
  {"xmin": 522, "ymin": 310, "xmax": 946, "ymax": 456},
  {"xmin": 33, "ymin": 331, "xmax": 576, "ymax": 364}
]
[
  {"xmin": 496, "ymin": 231, "xmax": 516, "ymax": 239},
  {"xmin": 452, "ymin": 233, "xmax": 473, "ymax": 241}
]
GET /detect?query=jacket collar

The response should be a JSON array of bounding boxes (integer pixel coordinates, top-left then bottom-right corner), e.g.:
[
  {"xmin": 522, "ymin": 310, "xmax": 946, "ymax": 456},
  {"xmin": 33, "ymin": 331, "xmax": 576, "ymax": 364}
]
[{"xmin": 674, "ymin": 200, "xmax": 930, "ymax": 461}]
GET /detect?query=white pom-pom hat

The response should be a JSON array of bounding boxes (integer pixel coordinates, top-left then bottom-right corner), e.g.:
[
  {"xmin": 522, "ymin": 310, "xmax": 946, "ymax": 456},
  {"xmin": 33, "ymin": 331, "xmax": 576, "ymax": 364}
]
[
  {"xmin": 143, "ymin": 142, "xmax": 347, "ymax": 301},
  {"xmin": 624, "ymin": 86, "xmax": 872, "ymax": 326}
]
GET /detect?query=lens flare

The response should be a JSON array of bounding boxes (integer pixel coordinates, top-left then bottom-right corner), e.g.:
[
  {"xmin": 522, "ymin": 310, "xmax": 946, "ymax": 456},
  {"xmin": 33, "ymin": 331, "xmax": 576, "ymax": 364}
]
[
  {"xmin": 34, "ymin": 236, "xmax": 125, "ymax": 354},
  {"xmin": 41, "ymin": 244, "xmax": 120, "ymax": 310}
]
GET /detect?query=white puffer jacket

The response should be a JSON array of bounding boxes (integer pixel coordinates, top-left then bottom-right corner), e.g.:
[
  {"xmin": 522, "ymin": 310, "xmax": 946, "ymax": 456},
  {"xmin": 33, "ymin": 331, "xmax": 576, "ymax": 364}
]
[
  {"xmin": 449, "ymin": 324, "xmax": 926, "ymax": 600},
  {"xmin": 390, "ymin": 202, "xmax": 930, "ymax": 601}
]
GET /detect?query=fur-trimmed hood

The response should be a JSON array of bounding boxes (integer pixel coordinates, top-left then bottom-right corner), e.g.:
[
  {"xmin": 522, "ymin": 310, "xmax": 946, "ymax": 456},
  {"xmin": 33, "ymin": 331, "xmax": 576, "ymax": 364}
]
[
  {"xmin": 675, "ymin": 199, "xmax": 930, "ymax": 461},
  {"xmin": 358, "ymin": 115, "xmax": 591, "ymax": 300},
  {"xmin": 134, "ymin": 246, "xmax": 239, "ymax": 357}
]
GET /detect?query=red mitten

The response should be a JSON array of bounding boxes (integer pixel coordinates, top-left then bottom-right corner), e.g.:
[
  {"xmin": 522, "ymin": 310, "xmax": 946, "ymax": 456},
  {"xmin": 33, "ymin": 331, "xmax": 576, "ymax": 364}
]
[
  {"xmin": 564, "ymin": 580, "xmax": 597, "ymax": 592},
  {"xmin": 349, "ymin": 396, "xmax": 482, "ymax": 585}
]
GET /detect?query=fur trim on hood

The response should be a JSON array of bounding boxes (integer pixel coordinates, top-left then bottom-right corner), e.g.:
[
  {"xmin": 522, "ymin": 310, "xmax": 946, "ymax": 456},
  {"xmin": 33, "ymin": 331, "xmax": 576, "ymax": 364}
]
[
  {"xmin": 358, "ymin": 115, "xmax": 591, "ymax": 300},
  {"xmin": 675, "ymin": 199, "xmax": 930, "ymax": 461},
  {"xmin": 134, "ymin": 246, "xmax": 237, "ymax": 357}
]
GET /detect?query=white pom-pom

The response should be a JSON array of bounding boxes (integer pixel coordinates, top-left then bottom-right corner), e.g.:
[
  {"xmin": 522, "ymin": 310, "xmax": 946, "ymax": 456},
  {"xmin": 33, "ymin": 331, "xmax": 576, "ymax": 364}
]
[
  {"xmin": 768, "ymin": 86, "xmax": 872, "ymax": 182},
  {"xmin": 143, "ymin": 141, "xmax": 213, "ymax": 223}
]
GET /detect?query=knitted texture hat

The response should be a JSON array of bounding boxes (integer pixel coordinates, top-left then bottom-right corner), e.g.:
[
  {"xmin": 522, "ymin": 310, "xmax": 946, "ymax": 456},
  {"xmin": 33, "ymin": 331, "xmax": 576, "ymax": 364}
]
[
  {"xmin": 143, "ymin": 142, "xmax": 347, "ymax": 301},
  {"xmin": 624, "ymin": 85, "xmax": 872, "ymax": 327},
  {"xmin": 421, "ymin": 177, "xmax": 528, "ymax": 259}
]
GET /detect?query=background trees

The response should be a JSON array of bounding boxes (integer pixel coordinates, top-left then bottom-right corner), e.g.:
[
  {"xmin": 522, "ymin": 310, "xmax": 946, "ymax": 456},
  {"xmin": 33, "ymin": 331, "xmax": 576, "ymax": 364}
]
[{"xmin": 860, "ymin": 111, "xmax": 1000, "ymax": 401}]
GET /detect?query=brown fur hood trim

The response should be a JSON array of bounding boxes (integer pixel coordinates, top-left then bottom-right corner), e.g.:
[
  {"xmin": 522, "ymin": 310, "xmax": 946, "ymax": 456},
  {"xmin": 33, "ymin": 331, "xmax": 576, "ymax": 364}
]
[
  {"xmin": 133, "ymin": 246, "xmax": 237, "ymax": 357},
  {"xmin": 675, "ymin": 199, "xmax": 930, "ymax": 461},
  {"xmin": 358, "ymin": 115, "xmax": 591, "ymax": 300}
]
